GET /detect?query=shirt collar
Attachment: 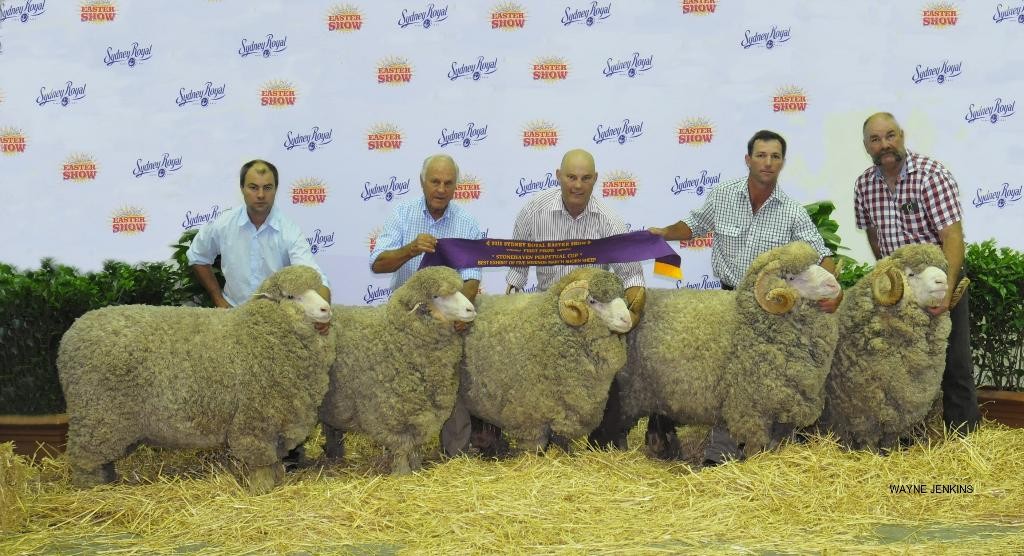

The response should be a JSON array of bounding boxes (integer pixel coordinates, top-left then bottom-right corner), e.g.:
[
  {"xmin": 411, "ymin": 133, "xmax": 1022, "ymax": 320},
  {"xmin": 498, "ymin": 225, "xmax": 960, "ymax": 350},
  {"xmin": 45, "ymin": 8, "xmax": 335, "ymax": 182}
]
[
  {"xmin": 545, "ymin": 190, "xmax": 596, "ymax": 219},
  {"xmin": 873, "ymin": 150, "xmax": 915, "ymax": 182},
  {"xmin": 419, "ymin": 196, "xmax": 452, "ymax": 223},
  {"xmin": 236, "ymin": 205, "xmax": 282, "ymax": 231},
  {"xmin": 738, "ymin": 179, "xmax": 782, "ymax": 207}
]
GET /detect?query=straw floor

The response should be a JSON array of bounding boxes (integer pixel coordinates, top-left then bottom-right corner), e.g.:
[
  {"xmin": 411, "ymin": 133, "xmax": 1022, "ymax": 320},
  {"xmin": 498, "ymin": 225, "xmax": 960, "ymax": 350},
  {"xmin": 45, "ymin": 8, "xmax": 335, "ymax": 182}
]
[{"xmin": 2, "ymin": 422, "xmax": 1022, "ymax": 555}]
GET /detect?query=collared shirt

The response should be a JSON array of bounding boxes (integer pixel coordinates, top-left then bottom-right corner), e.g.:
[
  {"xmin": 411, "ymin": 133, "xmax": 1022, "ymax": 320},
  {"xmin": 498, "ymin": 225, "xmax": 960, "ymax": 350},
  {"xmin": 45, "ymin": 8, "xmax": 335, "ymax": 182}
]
[
  {"xmin": 505, "ymin": 188, "xmax": 645, "ymax": 291},
  {"xmin": 186, "ymin": 205, "xmax": 329, "ymax": 307},
  {"xmin": 370, "ymin": 196, "xmax": 483, "ymax": 290},
  {"xmin": 854, "ymin": 150, "xmax": 962, "ymax": 257},
  {"xmin": 684, "ymin": 177, "xmax": 831, "ymax": 288}
]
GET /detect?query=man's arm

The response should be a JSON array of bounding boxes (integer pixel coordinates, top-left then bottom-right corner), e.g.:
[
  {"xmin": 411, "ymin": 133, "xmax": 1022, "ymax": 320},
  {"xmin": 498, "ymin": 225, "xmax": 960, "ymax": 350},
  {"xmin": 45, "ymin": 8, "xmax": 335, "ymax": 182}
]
[
  {"xmin": 865, "ymin": 227, "xmax": 883, "ymax": 261},
  {"xmin": 934, "ymin": 220, "xmax": 966, "ymax": 314},
  {"xmin": 191, "ymin": 264, "xmax": 230, "ymax": 308},
  {"xmin": 371, "ymin": 233, "xmax": 437, "ymax": 273},
  {"xmin": 648, "ymin": 220, "xmax": 694, "ymax": 242},
  {"xmin": 505, "ymin": 204, "xmax": 533, "ymax": 291}
]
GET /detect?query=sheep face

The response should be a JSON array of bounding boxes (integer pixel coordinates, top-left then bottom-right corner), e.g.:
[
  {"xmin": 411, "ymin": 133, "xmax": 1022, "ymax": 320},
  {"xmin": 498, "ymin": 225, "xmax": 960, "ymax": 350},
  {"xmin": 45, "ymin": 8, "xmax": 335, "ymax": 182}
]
[
  {"xmin": 906, "ymin": 265, "xmax": 948, "ymax": 308},
  {"xmin": 291, "ymin": 290, "xmax": 332, "ymax": 323},
  {"xmin": 587, "ymin": 295, "xmax": 632, "ymax": 333},
  {"xmin": 784, "ymin": 265, "xmax": 841, "ymax": 301},
  {"xmin": 557, "ymin": 276, "xmax": 631, "ymax": 333},
  {"xmin": 431, "ymin": 291, "xmax": 477, "ymax": 322},
  {"xmin": 392, "ymin": 266, "xmax": 476, "ymax": 323},
  {"xmin": 253, "ymin": 265, "xmax": 331, "ymax": 323}
]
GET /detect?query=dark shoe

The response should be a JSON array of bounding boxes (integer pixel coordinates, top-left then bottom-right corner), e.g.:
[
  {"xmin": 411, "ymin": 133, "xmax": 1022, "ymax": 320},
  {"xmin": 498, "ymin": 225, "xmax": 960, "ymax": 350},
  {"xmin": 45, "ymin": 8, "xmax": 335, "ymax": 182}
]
[
  {"xmin": 282, "ymin": 445, "xmax": 306, "ymax": 472},
  {"xmin": 645, "ymin": 429, "xmax": 683, "ymax": 460},
  {"xmin": 701, "ymin": 459, "xmax": 722, "ymax": 468}
]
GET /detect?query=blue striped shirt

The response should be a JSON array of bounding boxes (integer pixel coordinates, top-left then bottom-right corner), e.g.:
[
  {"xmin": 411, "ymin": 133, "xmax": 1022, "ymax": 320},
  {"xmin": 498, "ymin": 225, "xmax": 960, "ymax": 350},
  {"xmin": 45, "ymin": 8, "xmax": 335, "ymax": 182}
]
[{"xmin": 370, "ymin": 196, "xmax": 483, "ymax": 289}]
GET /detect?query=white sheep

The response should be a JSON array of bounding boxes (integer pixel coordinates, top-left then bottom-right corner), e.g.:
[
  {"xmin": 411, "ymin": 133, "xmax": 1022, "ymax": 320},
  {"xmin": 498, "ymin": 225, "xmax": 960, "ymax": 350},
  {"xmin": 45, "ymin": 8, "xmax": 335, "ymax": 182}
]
[
  {"xmin": 57, "ymin": 265, "xmax": 335, "ymax": 493},
  {"xmin": 460, "ymin": 268, "xmax": 633, "ymax": 453},
  {"xmin": 319, "ymin": 266, "xmax": 476, "ymax": 474},
  {"xmin": 819, "ymin": 243, "xmax": 968, "ymax": 451},
  {"xmin": 616, "ymin": 241, "xmax": 841, "ymax": 455}
]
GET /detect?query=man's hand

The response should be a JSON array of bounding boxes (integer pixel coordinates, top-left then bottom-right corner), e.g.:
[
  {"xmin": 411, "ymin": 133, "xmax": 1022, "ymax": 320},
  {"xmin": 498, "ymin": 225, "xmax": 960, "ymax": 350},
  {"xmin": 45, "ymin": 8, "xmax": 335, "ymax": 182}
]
[
  {"xmin": 817, "ymin": 290, "xmax": 842, "ymax": 314},
  {"xmin": 624, "ymin": 286, "xmax": 647, "ymax": 329},
  {"xmin": 453, "ymin": 320, "xmax": 471, "ymax": 334},
  {"xmin": 314, "ymin": 321, "xmax": 331, "ymax": 335},
  {"xmin": 648, "ymin": 227, "xmax": 667, "ymax": 237},
  {"xmin": 213, "ymin": 297, "xmax": 231, "ymax": 309},
  {"xmin": 408, "ymin": 233, "xmax": 438, "ymax": 256}
]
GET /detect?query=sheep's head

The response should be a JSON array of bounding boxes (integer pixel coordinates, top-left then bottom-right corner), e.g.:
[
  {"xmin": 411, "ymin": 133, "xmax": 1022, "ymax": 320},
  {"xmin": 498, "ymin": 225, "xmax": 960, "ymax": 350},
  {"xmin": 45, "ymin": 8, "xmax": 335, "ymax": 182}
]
[
  {"xmin": 252, "ymin": 265, "xmax": 331, "ymax": 323},
  {"xmin": 872, "ymin": 244, "xmax": 951, "ymax": 309},
  {"xmin": 745, "ymin": 241, "xmax": 840, "ymax": 315},
  {"xmin": 550, "ymin": 268, "xmax": 632, "ymax": 333},
  {"xmin": 393, "ymin": 266, "xmax": 476, "ymax": 323}
]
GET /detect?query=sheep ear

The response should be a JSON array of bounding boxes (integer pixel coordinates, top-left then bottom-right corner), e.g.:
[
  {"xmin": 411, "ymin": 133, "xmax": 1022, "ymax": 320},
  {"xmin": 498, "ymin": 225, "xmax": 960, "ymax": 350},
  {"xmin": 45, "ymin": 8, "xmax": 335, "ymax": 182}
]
[
  {"xmin": 871, "ymin": 261, "xmax": 904, "ymax": 306},
  {"xmin": 753, "ymin": 261, "xmax": 796, "ymax": 315},
  {"xmin": 558, "ymin": 280, "xmax": 590, "ymax": 327},
  {"xmin": 250, "ymin": 292, "xmax": 275, "ymax": 302},
  {"xmin": 950, "ymin": 277, "xmax": 970, "ymax": 308}
]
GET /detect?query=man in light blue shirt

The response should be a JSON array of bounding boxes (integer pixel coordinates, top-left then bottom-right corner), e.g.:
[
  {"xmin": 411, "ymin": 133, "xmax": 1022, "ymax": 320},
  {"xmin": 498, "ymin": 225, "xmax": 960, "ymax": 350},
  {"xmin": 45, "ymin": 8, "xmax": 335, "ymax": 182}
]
[
  {"xmin": 370, "ymin": 154, "xmax": 482, "ymax": 457},
  {"xmin": 187, "ymin": 159, "xmax": 331, "ymax": 308}
]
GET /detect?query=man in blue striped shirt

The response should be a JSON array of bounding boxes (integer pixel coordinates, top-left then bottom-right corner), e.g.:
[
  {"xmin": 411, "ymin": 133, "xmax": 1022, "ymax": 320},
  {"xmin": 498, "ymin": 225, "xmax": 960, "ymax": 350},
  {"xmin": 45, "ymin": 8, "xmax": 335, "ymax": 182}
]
[{"xmin": 370, "ymin": 154, "xmax": 483, "ymax": 457}]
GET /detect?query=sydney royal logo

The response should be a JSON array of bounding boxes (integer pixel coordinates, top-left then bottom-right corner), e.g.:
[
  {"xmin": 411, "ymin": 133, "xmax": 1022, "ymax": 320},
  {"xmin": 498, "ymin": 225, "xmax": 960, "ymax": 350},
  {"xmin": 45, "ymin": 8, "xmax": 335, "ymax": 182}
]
[
  {"xmin": 922, "ymin": 3, "xmax": 958, "ymax": 26},
  {"xmin": 449, "ymin": 56, "xmax": 498, "ymax": 81},
  {"xmin": 0, "ymin": 128, "xmax": 27, "ymax": 155},
  {"xmin": 327, "ymin": 4, "xmax": 363, "ymax": 32},
  {"xmin": 398, "ymin": 3, "xmax": 448, "ymax": 29},
  {"xmin": 363, "ymin": 284, "xmax": 393, "ymax": 304},
  {"xmin": 284, "ymin": 126, "xmax": 333, "ymax": 152},
  {"xmin": 516, "ymin": 172, "xmax": 560, "ymax": 197},
  {"xmin": 239, "ymin": 33, "xmax": 287, "ymax": 59},
  {"xmin": 1, "ymin": 0, "xmax": 46, "ymax": 23},
  {"xmin": 973, "ymin": 183, "xmax": 1022, "ymax": 209},
  {"xmin": 601, "ymin": 170, "xmax": 638, "ymax": 198},
  {"xmin": 454, "ymin": 174, "xmax": 482, "ymax": 202},
  {"xmin": 677, "ymin": 118, "xmax": 714, "ymax": 145},
  {"xmin": 603, "ymin": 52, "xmax": 653, "ymax": 78},
  {"xmin": 378, "ymin": 57, "xmax": 413, "ymax": 85},
  {"xmin": 491, "ymin": 2, "xmax": 526, "ymax": 29},
  {"xmin": 680, "ymin": 0, "xmax": 716, "ymax": 14},
  {"xmin": 532, "ymin": 57, "xmax": 569, "ymax": 81},
  {"xmin": 740, "ymin": 26, "xmax": 791, "ymax": 49},
  {"xmin": 362, "ymin": 176, "xmax": 411, "ymax": 202},
  {"xmin": 593, "ymin": 118, "xmax": 643, "ymax": 145},
  {"xmin": 111, "ymin": 206, "xmax": 147, "ymax": 235},
  {"xmin": 104, "ymin": 41, "xmax": 153, "ymax": 67},
  {"xmin": 62, "ymin": 154, "xmax": 98, "ymax": 181},
  {"xmin": 80, "ymin": 1, "xmax": 115, "ymax": 23},
  {"xmin": 912, "ymin": 60, "xmax": 963, "ymax": 84},
  {"xmin": 773, "ymin": 86, "xmax": 808, "ymax": 112},
  {"xmin": 306, "ymin": 228, "xmax": 336, "ymax": 254},
  {"xmin": 993, "ymin": 3, "xmax": 1024, "ymax": 24},
  {"xmin": 562, "ymin": 2, "xmax": 611, "ymax": 26},
  {"xmin": 522, "ymin": 121, "xmax": 559, "ymax": 148},
  {"xmin": 133, "ymin": 153, "xmax": 183, "ymax": 178},
  {"xmin": 182, "ymin": 204, "xmax": 226, "ymax": 230},
  {"xmin": 965, "ymin": 97, "xmax": 1016, "ymax": 124},
  {"xmin": 177, "ymin": 82, "xmax": 226, "ymax": 108},
  {"xmin": 671, "ymin": 170, "xmax": 722, "ymax": 196},
  {"xmin": 260, "ymin": 80, "xmax": 297, "ymax": 107},
  {"xmin": 439, "ymin": 122, "xmax": 489, "ymax": 148},
  {"xmin": 37, "ymin": 81, "xmax": 86, "ymax": 107},
  {"xmin": 367, "ymin": 123, "xmax": 404, "ymax": 151}
]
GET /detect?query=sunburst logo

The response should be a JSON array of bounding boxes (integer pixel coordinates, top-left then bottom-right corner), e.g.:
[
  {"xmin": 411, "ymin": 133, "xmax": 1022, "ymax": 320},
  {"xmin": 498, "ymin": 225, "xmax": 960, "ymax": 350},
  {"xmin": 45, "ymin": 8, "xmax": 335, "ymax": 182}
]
[
  {"xmin": 772, "ymin": 86, "xmax": 808, "ymax": 112},
  {"xmin": 367, "ymin": 123, "xmax": 404, "ymax": 151},
  {"xmin": 922, "ymin": 3, "xmax": 958, "ymax": 26},
  {"xmin": 454, "ymin": 174, "xmax": 482, "ymax": 202},
  {"xmin": 290, "ymin": 178, "xmax": 329, "ymax": 205},
  {"xmin": 0, "ymin": 127, "xmax": 27, "ymax": 156},
  {"xmin": 680, "ymin": 0, "xmax": 717, "ymax": 15},
  {"xmin": 532, "ymin": 56, "xmax": 569, "ymax": 82},
  {"xmin": 367, "ymin": 227, "xmax": 381, "ymax": 252},
  {"xmin": 111, "ymin": 206, "xmax": 147, "ymax": 234},
  {"xmin": 327, "ymin": 4, "xmax": 363, "ymax": 32},
  {"xmin": 680, "ymin": 232, "xmax": 714, "ymax": 249},
  {"xmin": 601, "ymin": 170, "xmax": 638, "ymax": 199},
  {"xmin": 491, "ymin": 2, "xmax": 526, "ymax": 29},
  {"xmin": 677, "ymin": 117, "xmax": 715, "ymax": 145},
  {"xmin": 522, "ymin": 121, "xmax": 560, "ymax": 148},
  {"xmin": 81, "ymin": 1, "xmax": 116, "ymax": 23},
  {"xmin": 378, "ymin": 57, "xmax": 413, "ymax": 85},
  {"xmin": 260, "ymin": 80, "xmax": 297, "ymax": 108},
  {"xmin": 62, "ymin": 154, "xmax": 99, "ymax": 181}
]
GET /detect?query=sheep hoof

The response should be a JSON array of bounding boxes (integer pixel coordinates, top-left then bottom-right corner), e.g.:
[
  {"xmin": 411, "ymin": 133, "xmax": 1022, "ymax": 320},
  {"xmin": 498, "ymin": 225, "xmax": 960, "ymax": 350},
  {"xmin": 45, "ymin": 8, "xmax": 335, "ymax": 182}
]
[
  {"xmin": 245, "ymin": 464, "xmax": 284, "ymax": 495},
  {"xmin": 71, "ymin": 462, "xmax": 117, "ymax": 488}
]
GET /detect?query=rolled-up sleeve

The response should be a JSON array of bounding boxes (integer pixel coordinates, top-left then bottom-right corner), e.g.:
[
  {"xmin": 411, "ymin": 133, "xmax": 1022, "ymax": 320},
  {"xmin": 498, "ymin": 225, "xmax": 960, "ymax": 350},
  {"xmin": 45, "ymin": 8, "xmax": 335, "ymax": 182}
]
[
  {"xmin": 186, "ymin": 223, "xmax": 219, "ymax": 266},
  {"xmin": 369, "ymin": 208, "xmax": 405, "ymax": 271},
  {"xmin": 286, "ymin": 231, "xmax": 330, "ymax": 288}
]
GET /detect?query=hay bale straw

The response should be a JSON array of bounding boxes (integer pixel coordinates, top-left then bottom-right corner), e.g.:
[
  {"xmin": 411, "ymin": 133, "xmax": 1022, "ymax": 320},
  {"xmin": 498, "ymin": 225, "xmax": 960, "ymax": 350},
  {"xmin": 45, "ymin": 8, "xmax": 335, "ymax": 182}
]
[{"xmin": 0, "ymin": 442, "xmax": 39, "ymax": 532}]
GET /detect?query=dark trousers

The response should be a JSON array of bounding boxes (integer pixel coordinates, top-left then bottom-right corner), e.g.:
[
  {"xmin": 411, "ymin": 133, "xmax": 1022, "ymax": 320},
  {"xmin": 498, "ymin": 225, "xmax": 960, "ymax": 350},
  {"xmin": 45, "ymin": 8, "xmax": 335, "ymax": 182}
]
[
  {"xmin": 588, "ymin": 378, "xmax": 629, "ymax": 449},
  {"xmin": 943, "ymin": 283, "xmax": 981, "ymax": 432}
]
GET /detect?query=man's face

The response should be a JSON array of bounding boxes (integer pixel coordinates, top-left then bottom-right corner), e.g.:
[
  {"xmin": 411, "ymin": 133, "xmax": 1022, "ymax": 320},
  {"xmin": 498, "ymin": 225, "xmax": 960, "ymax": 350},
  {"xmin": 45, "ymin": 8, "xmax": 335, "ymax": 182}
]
[
  {"xmin": 421, "ymin": 158, "xmax": 458, "ymax": 217},
  {"xmin": 744, "ymin": 139, "xmax": 785, "ymax": 188},
  {"xmin": 241, "ymin": 164, "xmax": 277, "ymax": 218},
  {"xmin": 557, "ymin": 155, "xmax": 597, "ymax": 216},
  {"xmin": 863, "ymin": 117, "xmax": 907, "ymax": 168}
]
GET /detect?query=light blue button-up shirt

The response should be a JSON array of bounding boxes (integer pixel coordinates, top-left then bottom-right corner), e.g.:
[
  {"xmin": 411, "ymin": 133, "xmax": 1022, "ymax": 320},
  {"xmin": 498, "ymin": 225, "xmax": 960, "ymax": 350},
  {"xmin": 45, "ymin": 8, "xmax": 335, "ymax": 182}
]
[
  {"xmin": 370, "ymin": 196, "xmax": 483, "ymax": 289},
  {"xmin": 186, "ymin": 205, "xmax": 329, "ymax": 307}
]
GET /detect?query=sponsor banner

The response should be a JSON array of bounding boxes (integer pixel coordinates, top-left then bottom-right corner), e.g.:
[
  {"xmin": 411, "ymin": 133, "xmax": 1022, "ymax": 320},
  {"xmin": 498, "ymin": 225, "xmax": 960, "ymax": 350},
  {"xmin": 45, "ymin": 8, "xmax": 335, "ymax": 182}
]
[
  {"xmin": 922, "ymin": 3, "xmax": 958, "ymax": 26},
  {"xmin": 239, "ymin": 33, "xmax": 287, "ymax": 58},
  {"xmin": 671, "ymin": 170, "xmax": 722, "ymax": 196},
  {"xmin": 965, "ymin": 98, "xmax": 1015, "ymax": 124},
  {"xmin": 284, "ymin": 126, "xmax": 333, "ymax": 152},
  {"xmin": 361, "ymin": 176, "xmax": 412, "ymax": 202},
  {"xmin": 491, "ymin": 2, "xmax": 526, "ymax": 29},
  {"xmin": 449, "ymin": 56, "xmax": 498, "ymax": 81},
  {"xmin": 593, "ymin": 118, "xmax": 643, "ymax": 146},
  {"xmin": 438, "ymin": 122, "xmax": 488, "ymax": 148},
  {"xmin": 111, "ymin": 206, "xmax": 147, "ymax": 234},
  {"xmin": 397, "ymin": 2, "xmax": 448, "ymax": 29},
  {"xmin": 516, "ymin": 172, "xmax": 560, "ymax": 197},
  {"xmin": 182, "ymin": 204, "xmax": 228, "ymax": 230},
  {"xmin": 454, "ymin": 174, "xmax": 482, "ymax": 202},
  {"xmin": 367, "ymin": 124, "xmax": 404, "ymax": 151},
  {"xmin": 993, "ymin": 3, "xmax": 1024, "ymax": 24},
  {"xmin": 306, "ymin": 228, "xmax": 335, "ymax": 254},
  {"xmin": 972, "ymin": 183, "xmax": 1022, "ymax": 209},
  {"xmin": 1, "ymin": 0, "xmax": 46, "ymax": 24},
  {"xmin": 677, "ymin": 118, "xmax": 714, "ymax": 146},
  {"xmin": 740, "ymin": 25, "xmax": 791, "ymax": 49},
  {"xmin": 522, "ymin": 121, "xmax": 559, "ymax": 148},
  {"xmin": 680, "ymin": 0, "xmax": 716, "ymax": 15},
  {"xmin": 37, "ymin": 81, "xmax": 86, "ymax": 107},
  {"xmin": 291, "ymin": 178, "xmax": 328, "ymax": 205},
  {"xmin": 177, "ymin": 81, "xmax": 226, "ymax": 108},
  {"xmin": 327, "ymin": 4, "xmax": 363, "ymax": 32},
  {"xmin": 603, "ymin": 52, "xmax": 653, "ymax": 78},
  {"xmin": 62, "ymin": 154, "xmax": 98, "ymax": 181},
  {"xmin": 133, "ymin": 153, "xmax": 182, "ymax": 178},
  {"xmin": 532, "ymin": 57, "xmax": 569, "ymax": 82},
  {"xmin": 912, "ymin": 60, "xmax": 963, "ymax": 84},
  {"xmin": 378, "ymin": 57, "xmax": 413, "ymax": 85},
  {"xmin": 260, "ymin": 80, "xmax": 297, "ymax": 107},
  {"xmin": 103, "ymin": 41, "xmax": 153, "ymax": 67},
  {"xmin": 561, "ymin": 1, "xmax": 611, "ymax": 27},
  {"xmin": 773, "ymin": 86, "xmax": 808, "ymax": 112},
  {"xmin": 601, "ymin": 170, "xmax": 638, "ymax": 198}
]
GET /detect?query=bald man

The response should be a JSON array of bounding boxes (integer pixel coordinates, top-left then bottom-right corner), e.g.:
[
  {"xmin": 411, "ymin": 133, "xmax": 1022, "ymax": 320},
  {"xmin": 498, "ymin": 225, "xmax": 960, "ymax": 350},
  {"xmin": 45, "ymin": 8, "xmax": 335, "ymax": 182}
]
[{"xmin": 855, "ymin": 112, "xmax": 980, "ymax": 434}]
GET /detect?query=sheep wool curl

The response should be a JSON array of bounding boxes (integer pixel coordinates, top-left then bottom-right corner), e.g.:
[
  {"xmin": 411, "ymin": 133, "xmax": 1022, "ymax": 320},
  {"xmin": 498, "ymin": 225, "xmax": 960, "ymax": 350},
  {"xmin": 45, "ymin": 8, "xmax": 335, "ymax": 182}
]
[
  {"xmin": 620, "ymin": 241, "xmax": 840, "ymax": 454},
  {"xmin": 57, "ymin": 265, "xmax": 335, "ymax": 493},
  {"xmin": 320, "ymin": 266, "xmax": 475, "ymax": 474},
  {"xmin": 821, "ymin": 243, "xmax": 958, "ymax": 451},
  {"xmin": 461, "ymin": 267, "xmax": 630, "ymax": 453}
]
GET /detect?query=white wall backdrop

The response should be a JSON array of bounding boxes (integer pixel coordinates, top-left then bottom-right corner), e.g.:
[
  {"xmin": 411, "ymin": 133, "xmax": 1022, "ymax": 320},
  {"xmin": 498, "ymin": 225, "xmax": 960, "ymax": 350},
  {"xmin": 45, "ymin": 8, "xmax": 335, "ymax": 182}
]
[{"xmin": 1, "ymin": 0, "xmax": 1021, "ymax": 304}]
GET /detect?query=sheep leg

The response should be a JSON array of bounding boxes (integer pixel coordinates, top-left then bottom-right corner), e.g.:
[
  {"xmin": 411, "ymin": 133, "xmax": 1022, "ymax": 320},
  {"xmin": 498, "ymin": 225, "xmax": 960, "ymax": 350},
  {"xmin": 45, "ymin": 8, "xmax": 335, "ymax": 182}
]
[
  {"xmin": 323, "ymin": 423, "xmax": 346, "ymax": 460},
  {"xmin": 519, "ymin": 432, "xmax": 549, "ymax": 455},
  {"xmin": 549, "ymin": 433, "xmax": 572, "ymax": 453},
  {"xmin": 245, "ymin": 463, "xmax": 285, "ymax": 495}
]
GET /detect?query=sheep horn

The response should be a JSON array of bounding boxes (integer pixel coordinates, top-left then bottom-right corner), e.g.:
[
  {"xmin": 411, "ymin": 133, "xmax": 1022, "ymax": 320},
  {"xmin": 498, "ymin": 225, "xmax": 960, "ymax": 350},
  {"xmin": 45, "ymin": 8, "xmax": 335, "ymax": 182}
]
[
  {"xmin": 950, "ymin": 277, "xmax": 970, "ymax": 308},
  {"xmin": 558, "ymin": 279, "xmax": 590, "ymax": 327},
  {"xmin": 753, "ymin": 261, "xmax": 797, "ymax": 315},
  {"xmin": 871, "ymin": 262, "xmax": 904, "ymax": 306}
]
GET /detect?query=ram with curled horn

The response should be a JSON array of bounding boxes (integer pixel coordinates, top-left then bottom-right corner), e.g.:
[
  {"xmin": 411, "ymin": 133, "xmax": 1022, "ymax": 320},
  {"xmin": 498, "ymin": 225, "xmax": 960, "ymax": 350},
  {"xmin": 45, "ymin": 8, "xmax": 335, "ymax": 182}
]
[{"xmin": 459, "ymin": 268, "xmax": 632, "ymax": 454}]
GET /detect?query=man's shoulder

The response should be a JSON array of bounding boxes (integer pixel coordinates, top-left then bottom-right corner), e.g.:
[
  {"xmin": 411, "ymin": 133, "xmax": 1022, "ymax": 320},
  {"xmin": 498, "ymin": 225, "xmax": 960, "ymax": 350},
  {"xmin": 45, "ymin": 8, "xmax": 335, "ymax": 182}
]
[
  {"xmin": 908, "ymin": 151, "xmax": 951, "ymax": 177},
  {"xmin": 707, "ymin": 177, "xmax": 745, "ymax": 202},
  {"xmin": 516, "ymin": 188, "xmax": 558, "ymax": 215},
  {"xmin": 198, "ymin": 205, "xmax": 243, "ymax": 234}
]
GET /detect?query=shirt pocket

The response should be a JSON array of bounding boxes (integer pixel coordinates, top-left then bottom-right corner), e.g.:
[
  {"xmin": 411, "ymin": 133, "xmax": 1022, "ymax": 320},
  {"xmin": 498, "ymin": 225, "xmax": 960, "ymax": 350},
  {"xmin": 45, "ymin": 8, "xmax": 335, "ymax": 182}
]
[{"xmin": 716, "ymin": 223, "xmax": 746, "ymax": 257}]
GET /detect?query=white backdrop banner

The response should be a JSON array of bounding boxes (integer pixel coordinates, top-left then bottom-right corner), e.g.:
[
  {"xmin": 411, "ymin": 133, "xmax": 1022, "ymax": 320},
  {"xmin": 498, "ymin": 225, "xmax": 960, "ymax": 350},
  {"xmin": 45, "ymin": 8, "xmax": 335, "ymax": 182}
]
[{"xmin": 1, "ymin": 0, "xmax": 1021, "ymax": 305}]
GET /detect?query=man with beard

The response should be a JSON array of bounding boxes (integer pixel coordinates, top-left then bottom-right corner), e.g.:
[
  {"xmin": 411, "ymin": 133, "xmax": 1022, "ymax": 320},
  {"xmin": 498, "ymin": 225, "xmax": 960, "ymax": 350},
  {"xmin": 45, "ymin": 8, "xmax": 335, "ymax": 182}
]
[{"xmin": 854, "ymin": 112, "xmax": 980, "ymax": 434}]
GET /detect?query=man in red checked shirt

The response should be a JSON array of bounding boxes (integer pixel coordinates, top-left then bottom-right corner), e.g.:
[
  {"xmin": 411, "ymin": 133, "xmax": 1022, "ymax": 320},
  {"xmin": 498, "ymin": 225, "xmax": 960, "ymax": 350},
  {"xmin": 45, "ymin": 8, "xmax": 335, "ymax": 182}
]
[{"xmin": 854, "ymin": 112, "xmax": 981, "ymax": 434}]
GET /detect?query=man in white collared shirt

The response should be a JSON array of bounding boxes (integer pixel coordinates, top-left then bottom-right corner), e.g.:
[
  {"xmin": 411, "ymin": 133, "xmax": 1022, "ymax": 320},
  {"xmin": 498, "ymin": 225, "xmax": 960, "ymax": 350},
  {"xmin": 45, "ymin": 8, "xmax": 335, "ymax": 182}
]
[{"xmin": 187, "ymin": 159, "xmax": 331, "ymax": 308}]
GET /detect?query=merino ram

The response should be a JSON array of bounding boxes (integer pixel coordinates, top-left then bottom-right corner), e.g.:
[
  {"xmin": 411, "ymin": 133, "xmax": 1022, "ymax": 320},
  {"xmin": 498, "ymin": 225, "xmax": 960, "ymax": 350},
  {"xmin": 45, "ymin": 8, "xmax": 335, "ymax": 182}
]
[{"xmin": 58, "ymin": 265, "xmax": 335, "ymax": 493}]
